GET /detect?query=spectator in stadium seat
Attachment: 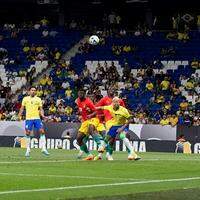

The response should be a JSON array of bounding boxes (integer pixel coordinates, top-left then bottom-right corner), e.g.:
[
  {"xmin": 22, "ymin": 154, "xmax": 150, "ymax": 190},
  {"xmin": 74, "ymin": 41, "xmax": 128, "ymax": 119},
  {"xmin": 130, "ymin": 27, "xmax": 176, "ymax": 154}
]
[
  {"xmin": 65, "ymin": 87, "xmax": 72, "ymax": 99},
  {"xmin": 193, "ymin": 116, "xmax": 200, "ymax": 126},
  {"xmin": 177, "ymin": 27, "xmax": 189, "ymax": 42},
  {"xmin": 39, "ymin": 74, "xmax": 49, "ymax": 86},
  {"xmin": 34, "ymin": 22, "xmax": 41, "ymax": 30},
  {"xmin": 49, "ymin": 30, "xmax": 58, "ymax": 37},
  {"xmin": 146, "ymin": 80, "xmax": 154, "ymax": 91},
  {"xmin": 122, "ymin": 62, "xmax": 131, "ymax": 81},
  {"xmin": 170, "ymin": 81, "xmax": 181, "ymax": 96},
  {"xmin": 169, "ymin": 114, "xmax": 178, "ymax": 127},
  {"xmin": 26, "ymin": 67, "xmax": 36, "ymax": 85},
  {"xmin": 61, "ymin": 80, "xmax": 70, "ymax": 89},
  {"xmin": 56, "ymin": 95, "xmax": 65, "ymax": 107},
  {"xmin": 156, "ymin": 94, "xmax": 165, "ymax": 104},
  {"xmin": 180, "ymin": 99, "xmax": 189, "ymax": 111},
  {"xmin": 133, "ymin": 79, "xmax": 140, "ymax": 90},
  {"xmin": 134, "ymin": 24, "xmax": 142, "ymax": 36},
  {"xmin": 180, "ymin": 75, "xmax": 188, "ymax": 87},
  {"xmin": 163, "ymin": 101, "xmax": 172, "ymax": 112},
  {"xmin": 160, "ymin": 115, "xmax": 170, "ymax": 126},
  {"xmin": 119, "ymin": 29, "xmax": 126, "ymax": 36},
  {"xmin": 11, "ymin": 29, "xmax": 18, "ymax": 38},
  {"xmin": 191, "ymin": 58, "xmax": 199, "ymax": 69},
  {"xmin": 160, "ymin": 77, "xmax": 170, "ymax": 91},
  {"xmin": 135, "ymin": 112, "xmax": 148, "ymax": 124},
  {"xmin": 57, "ymin": 103, "xmax": 65, "ymax": 114},
  {"xmin": 42, "ymin": 29, "xmax": 49, "ymax": 37},
  {"xmin": 69, "ymin": 20, "xmax": 77, "ymax": 29},
  {"xmin": 123, "ymin": 45, "xmax": 131, "ymax": 53},
  {"xmin": 65, "ymin": 105, "xmax": 73, "ymax": 116},
  {"xmin": 193, "ymin": 73, "xmax": 200, "ymax": 83},
  {"xmin": 145, "ymin": 66, "xmax": 154, "ymax": 78},
  {"xmin": 49, "ymin": 103, "xmax": 56, "ymax": 114},
  {"xmin": 54, "ymin": 48, "xmax": 61, "ymax": 61},
  {"xmin": 108, "ymin": 11, "xmax": 116, "ymax": 29},
  {"xmin": 40, "ymin": 17, "xmax": 49, "ymax": 27},
  {"xmin": 183, "ymin": 114, "xmax": 192, "ymax": 126},
  {"xmin": 185, "ymin": 79, "xmax": 195, "ymax": 92},
  {"xmin": 197, "ymin": 14, "xmax": 200, "ymax": 32},
  {"xmin": 166, "ymin": 30, "xmax": 178, "ymax": 40},
  {"xmin": 0, "ymin": 35, "xmax": 4, "ymax": 41},
  {"xmin": 195, "ymin": 85, "xmax": 200, "ymax": 95},
  {"xmin": 23, "ymin": 45, "xmax": 30, "ymax": 53},
  {"xmin": 36, "ymin": 87, "xmax": 44, "ymax": 97},
  {"xmin": 20, "ymin": 37, "xmax": 28, "ymax": 46}
]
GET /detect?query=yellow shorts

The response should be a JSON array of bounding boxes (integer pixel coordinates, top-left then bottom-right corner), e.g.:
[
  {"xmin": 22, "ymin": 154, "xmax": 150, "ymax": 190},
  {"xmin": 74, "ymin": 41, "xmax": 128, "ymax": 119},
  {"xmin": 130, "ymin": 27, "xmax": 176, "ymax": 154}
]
[
  {"xmin": 105, "ymin": 119, "xmax": 116, "ymax": 131},
  {"xmin": 79, "ymin": 118, "xmax": 105, "ymax": 135},
  {"xmin": 97, "ymin": 123, "xmax": 106, "ymax": 132}
]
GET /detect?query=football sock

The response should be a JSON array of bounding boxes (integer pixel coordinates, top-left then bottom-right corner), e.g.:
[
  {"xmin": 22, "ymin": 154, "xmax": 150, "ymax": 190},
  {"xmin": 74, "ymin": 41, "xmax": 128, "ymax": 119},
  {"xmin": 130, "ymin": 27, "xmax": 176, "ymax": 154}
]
[
  {"xmin": 40, "ymin": 134, "xmax": 47, "ymax": 152},
  {"xmin": 93, "ymin": 133, "xmax": 104, "ymax": 147},
  {"xmin": 123, "ymin": 138, "xmax": 137, "ymax": 157},
  {"xmin": 26, "ymin": 135, "xmax": 31, "ymax": 152},
  {"xmin": 123, "ymin": 137, "xmax": 133, "ymax": 152},
  {"xmin": 106, "ymin": 143, "xmax": 113, "ymax": 155},
  {"xmin": 80, "ymin": 144, "xmax": 90, "ymax": 155}
]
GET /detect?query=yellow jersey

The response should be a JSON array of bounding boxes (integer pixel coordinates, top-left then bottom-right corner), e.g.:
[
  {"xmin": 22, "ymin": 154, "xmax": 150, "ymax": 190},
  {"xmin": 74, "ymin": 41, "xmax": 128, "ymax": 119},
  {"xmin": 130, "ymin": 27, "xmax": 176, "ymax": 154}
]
[
  {"xmin": 103, "ymin": 105, "xmax": 131, "ymax": 126},
  {"xmin": 22, "ymin": 96, "xmax": 42, "ymax": 120},
  {"xmin": 160, "ymin": 118, "xmax": 169, "ymax": 126}
]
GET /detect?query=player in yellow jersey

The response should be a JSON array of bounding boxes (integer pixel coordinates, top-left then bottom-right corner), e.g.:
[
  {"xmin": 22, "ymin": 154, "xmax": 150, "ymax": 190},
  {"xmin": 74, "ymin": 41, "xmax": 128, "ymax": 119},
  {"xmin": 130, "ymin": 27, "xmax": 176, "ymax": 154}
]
[
  {"xmin": 96, "ymin": 97, "xmax": 141, "ymax": 161},
  {"xmin": 18, "ymin": 86, "xmax": 49, "ymax": 157}
]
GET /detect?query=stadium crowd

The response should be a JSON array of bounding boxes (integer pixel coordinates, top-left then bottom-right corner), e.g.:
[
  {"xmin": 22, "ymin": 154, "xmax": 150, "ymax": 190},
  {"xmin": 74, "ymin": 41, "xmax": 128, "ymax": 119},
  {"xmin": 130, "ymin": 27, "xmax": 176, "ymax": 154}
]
[{"xmin": 0, "ymin": 14, "xmax": 200, "ymax": 126}]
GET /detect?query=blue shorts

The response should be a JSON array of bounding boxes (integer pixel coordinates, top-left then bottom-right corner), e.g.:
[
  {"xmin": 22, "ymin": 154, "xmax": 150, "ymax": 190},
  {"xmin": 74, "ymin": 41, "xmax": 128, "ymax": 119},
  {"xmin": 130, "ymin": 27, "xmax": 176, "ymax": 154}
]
[
  {"xmin": 107, "ymin": 126, "xmax": 128, "ymax": 138},
  {"xmin": 25, "ymin": 119, "xmax": 43, "ymax": 131}
]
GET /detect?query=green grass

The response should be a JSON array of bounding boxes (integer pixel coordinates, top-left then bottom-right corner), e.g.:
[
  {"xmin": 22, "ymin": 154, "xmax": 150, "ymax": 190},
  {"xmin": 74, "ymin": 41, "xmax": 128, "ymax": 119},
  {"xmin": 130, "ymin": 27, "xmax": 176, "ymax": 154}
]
[{"xmin": 0, "ymin": 148, "xmax": 200, "ymax": 200}]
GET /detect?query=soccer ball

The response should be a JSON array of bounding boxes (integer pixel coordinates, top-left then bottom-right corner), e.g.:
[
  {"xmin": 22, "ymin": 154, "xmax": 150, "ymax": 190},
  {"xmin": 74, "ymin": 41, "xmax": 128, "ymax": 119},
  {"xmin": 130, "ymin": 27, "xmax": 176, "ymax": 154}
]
[{"xmin": 89, "ymin": 35, "xmax": 100, "ymax": 45}]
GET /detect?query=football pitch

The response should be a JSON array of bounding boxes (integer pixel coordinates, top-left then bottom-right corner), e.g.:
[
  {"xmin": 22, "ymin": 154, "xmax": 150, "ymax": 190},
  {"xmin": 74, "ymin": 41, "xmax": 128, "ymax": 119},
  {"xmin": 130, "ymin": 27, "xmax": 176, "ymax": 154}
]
[{"xmin": 0, "ymin": 148, "xmax": 200, "ymax": 200}]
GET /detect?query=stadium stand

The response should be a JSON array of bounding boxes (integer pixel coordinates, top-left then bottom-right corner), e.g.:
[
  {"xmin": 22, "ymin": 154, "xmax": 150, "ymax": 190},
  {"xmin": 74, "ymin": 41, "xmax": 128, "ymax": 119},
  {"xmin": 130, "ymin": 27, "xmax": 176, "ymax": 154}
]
[{"xmin": 0, "ymin": 20, "xmax": 199, "ymax": 126}]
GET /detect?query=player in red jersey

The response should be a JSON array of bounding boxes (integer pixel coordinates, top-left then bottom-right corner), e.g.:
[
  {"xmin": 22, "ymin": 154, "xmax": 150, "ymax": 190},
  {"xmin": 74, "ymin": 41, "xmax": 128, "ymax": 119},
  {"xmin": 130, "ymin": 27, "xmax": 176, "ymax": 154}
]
[
  {"xmin": 94, "ymin": 88, "xmax": 136, "ymax": 160},
  {"xmin": 95, "ymin": 88, "xmax": 125, "ymax": 123},
  {"xmin": 76, "ymin": 89, "xmax": 105, "ymax": 160}
]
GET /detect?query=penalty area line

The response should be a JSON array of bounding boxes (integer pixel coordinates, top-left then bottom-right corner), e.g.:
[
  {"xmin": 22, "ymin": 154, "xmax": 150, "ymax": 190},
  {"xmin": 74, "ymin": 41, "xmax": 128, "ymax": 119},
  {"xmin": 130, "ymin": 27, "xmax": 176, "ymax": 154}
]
[{"xmin": 1, "ymin": 176, "xmax": 200, "ymax": 195}]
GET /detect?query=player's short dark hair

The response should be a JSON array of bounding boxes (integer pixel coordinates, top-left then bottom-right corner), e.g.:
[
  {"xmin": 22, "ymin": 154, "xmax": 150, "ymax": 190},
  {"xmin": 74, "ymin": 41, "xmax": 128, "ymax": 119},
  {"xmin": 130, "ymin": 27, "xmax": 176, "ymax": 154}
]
[
  {"xmin": 78, "ymin": 88, "xmax": 86, "ymax": 93},
  {"xmin": 29, "ymin": 86, "xmax": 37, "ymax": 90}
]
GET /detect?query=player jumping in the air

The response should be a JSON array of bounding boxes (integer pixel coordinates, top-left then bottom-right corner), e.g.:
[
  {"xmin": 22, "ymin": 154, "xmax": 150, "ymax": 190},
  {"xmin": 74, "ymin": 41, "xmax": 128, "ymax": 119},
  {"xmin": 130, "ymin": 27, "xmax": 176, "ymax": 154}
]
[
  {"xmin": 93, "ymin": 88, "xmax": 125, "ymax": 160},
  {"xmin": 18, "ymin": 86, "xmax": 49, "ymax": 157},
  {"xmin": 96, "ymin": 97, "xmax": 141, "ymax": 161},
  {"xmin": 76, "ymin": 89, "xmax": 105, "ymax": 160}
]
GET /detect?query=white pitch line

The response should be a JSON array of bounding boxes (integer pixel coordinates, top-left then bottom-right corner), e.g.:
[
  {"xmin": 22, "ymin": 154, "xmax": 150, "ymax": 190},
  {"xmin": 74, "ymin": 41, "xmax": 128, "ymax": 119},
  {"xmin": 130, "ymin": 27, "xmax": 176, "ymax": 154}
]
[
  {"xmin": 0, "ymin": 158, "xmax": 200, "ymax": 165},
  {"xmin": 0, "ymin": 172, "xmax": 141, "ymax": 181},
  {"xmin": 0, "ymin": 176, "xmax": 200, "ymax": 195},
  {"xmin": 0, "ymin": 160, "xmax": 76, "ymax": 164}
]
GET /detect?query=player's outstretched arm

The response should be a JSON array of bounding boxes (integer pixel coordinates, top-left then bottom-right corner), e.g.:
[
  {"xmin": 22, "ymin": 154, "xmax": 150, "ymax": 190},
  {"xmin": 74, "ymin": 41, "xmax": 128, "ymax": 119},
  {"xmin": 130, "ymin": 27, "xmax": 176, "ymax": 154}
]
[
  {"xmin": 87, "ymin": 111, "xmax": 97, "ymax": 119},
  {"xmin": 116, "ymin": 118, "xmax": 134, "ymax": 134},
  {"xmin": 95, "ymin": 106, "xmax": 104, "ymax": 110}
]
